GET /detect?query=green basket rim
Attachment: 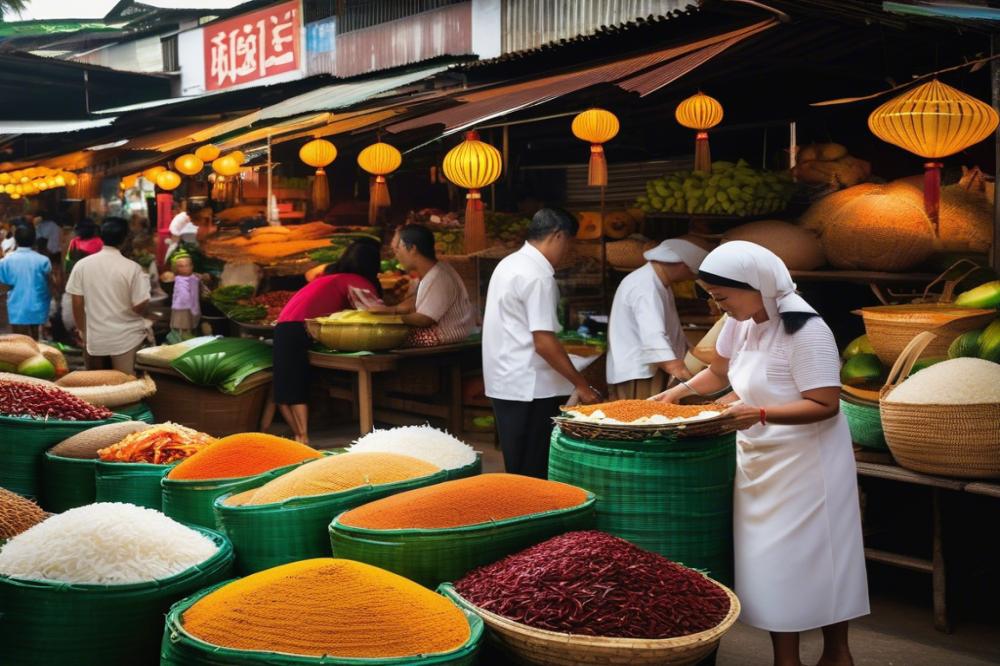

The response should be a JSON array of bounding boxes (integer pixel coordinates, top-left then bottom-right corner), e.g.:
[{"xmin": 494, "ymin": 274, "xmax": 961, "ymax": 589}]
[
  {"xmin": 213, "ymin": 468, "xmax": 451, "ymax": 514},
  {"xmin": 330, "ymin": 493, "xmax": 597, "ymax": 537},
  {"xmin": 0, "ymin": 412, "xmax": 130, "ymax": 426},
  {"xmin": 0, "ymin": 526, "xmax": 232, "ymax": 593},
  {"xmin": 163, "ymin": 578, "xmax": 484, "ymax": 664},
  {"xmin": 43, "ymin": 451, "xmax": 99, "ymax": 464},
  {"xmin": 95, "ymin": 460, "xmax": 178, "ymax": 472}
]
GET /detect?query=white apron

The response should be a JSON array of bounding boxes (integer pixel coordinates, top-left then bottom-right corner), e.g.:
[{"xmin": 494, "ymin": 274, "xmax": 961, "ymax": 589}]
[{"xmin": 729, "ymin": 326, "xmax": 869, "ymax": 632}]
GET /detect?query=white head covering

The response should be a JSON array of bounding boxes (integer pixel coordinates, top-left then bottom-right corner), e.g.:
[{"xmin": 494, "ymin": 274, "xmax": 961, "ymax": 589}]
[
  {"xmin": 698, "ymin": 241, "xmax": 816, "ymax": 320},
  {"xmin": 643, "ymin": 238, "xmax": 709, "ymax": 273}
]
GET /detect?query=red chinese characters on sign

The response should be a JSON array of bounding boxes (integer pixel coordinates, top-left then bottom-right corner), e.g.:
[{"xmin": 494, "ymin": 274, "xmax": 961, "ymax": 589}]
[{"xmin": 204, "ymin": 0, "xmax": 302, "ymax": 91}]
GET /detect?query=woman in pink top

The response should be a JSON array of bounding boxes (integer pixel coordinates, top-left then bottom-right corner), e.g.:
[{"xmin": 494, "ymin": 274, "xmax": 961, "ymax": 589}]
[{"xmin": 271, "ymin": 240, "xmax": 382, "ymax": 443}]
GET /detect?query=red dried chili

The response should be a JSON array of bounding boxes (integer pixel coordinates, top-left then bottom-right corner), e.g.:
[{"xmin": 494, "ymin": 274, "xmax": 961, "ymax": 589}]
[
  {"xmin": 454, "ymin": 530, "xmax": 730, "ymax": 639},
  {"xmin": 0, "ymin": 380, "xmax": 113, "ymax": 421}
]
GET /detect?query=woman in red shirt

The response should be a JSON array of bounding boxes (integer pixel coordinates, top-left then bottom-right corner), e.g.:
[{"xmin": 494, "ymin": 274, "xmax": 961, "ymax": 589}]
[{"xmin": 271, "ymin": 240, "xmax": 382, "ymax": 443}]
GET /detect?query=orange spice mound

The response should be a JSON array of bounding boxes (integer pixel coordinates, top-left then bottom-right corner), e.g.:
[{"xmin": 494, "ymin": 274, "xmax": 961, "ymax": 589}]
[
  {"xmin": 570, "ymin": 400, "xmax": 724, "ymax": 421},
  {"xmin": 167, "ymin": 432, "xmax": 322, "ymax": 480},
  {"xmin": 338, "ymin": 473, "xmax": 588, "ymax": 530}
]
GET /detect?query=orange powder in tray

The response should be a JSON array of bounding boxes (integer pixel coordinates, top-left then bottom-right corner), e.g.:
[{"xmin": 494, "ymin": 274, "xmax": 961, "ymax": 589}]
[
  {"xmin": 569, "ymin": 400, "xmax": 724, "ymax": 422},
  {"xmin": 167, "ymin": 432, "xmax": 322, "ymax": 480}
]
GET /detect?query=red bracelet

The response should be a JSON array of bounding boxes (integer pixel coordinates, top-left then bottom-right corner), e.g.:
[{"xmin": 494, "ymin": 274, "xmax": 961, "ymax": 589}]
[{"xmin": 759, "ymin": 408, "xmax": 767, "ymax": 426}]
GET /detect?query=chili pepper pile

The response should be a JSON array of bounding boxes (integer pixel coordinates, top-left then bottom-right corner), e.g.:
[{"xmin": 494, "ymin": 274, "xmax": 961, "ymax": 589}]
[
  {"xmin": 0, "ymin": 380, "xmax": 113, "ymax": 421},
  {"xmin": 247, "ymin": 290, "xmax": 296, "ymax": 323},
  {"xmin": 454, "ymin": 531, "xmax": 730, "ymax": 639}
]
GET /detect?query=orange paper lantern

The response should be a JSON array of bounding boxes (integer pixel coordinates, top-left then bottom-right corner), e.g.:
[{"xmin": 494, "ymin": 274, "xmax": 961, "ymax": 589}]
[
  {"xmin": 571, "ymin": 109, "xmax": 619, "ymax": 187},
  {"xmin": 212, "ymin": 156, "xmax": 241, "ymax": 177},
  {"xmin": 299, "ymin": 139, "xmax": 337, "ymax": 168},
  {"xmin": 230, "ymin": 150, "xmax": 246, "ymax": 165},
  {"xmin": 175, "ymin": 154, "xmax": 204, "ymax": 176},
  {"xmin": 156, "ymin": 170, "xmax": 182, "ymax": 191},
  {"xmin": 194, "ymin": 144, "xmax": 220, "ymax": 162},
  {"xmin": 675, "ymin": 92, "xmax": 724, "ymax": 173},
  {"xmin": 442, "ymin": 130, "xmax": 502, "ymax": 253},
  {"xmin": 357, "ymin": 142, "xmax": 402, "ymax": 224},
  {"xmin": 142, "ymin": 166, "xmax": 166, "ymax": 182}
]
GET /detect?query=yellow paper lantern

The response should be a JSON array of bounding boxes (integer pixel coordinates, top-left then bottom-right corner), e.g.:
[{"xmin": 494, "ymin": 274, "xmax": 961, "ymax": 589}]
[
  {"xmin": 868, "ymin": 79, "xmax": 999, "ymax": 232},
  {"xmin": 571, "ymin": 108, "xmax": 619, "ymax": 187},
  {"xmin": 212, "ymin": 156, "xmax": 241, "ymax": 177},
  {"xmin": 156, "ymin": 170, "xmax": 182, "ymax": 191},
  {"xmin": 195, "ymin": 144, "xmax": 220, "ymax": 162},
  {"xmin": 19, "ymin": 175, "xmax": 29, "ymax": 184},
  {"xmin": 0, "ymin": 173, "xmax": 9, "ymax": 185},
  {"xmin": 3, "ymin": 184, "xmax": 13, "ymax": 194},
  {"xmin": 143, "ymin": 166, "xmax": 166, "ymax": 182},
  {"xmin": 358, "ymin": 142, "xmax": 403, "ymax": 223},
  {"xmin": 121, "ymin": 173, "xmax": 139, "ymax": 190},
  {"xmin": 442, "ymin": 130, "xmax": 502, "ymax": 253},
  {"xmin": 36, "ymin": 180, "xmax": 48, "ymax": 191},
  {"xmin": 9, "ymin": 192, "xmax": 19, "ymax": 199},
  {"xmin": 175, "ymin": 154, "xmax": 204, "ymax": 176},
  {"xmin": 675, "ymin": 92, "xmax": 724, "ymax": 173},
  {"xmin": 54, "ymin": 174, "xmax": 66, "ymax": 187},
  {"xmin": 299, "ymin": 139, "xmax": 337, "ymax": 168},
  {"xmin": 67, "ymin": 175, "xmax": 78, "ymax": 187},
  {"xmin": 230, "ymin": 150, "xmax": 246, "ymax": 165}
]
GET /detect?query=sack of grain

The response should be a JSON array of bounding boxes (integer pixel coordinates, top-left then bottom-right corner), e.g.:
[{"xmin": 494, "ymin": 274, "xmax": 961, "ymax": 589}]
[
  {"xmin": 822, "ymin": 190, "xmax": 935, "ymax": 271},
  {"xmin": 607, "ymin": 236, "xmax": 654, "ymax": 270},
  {"xmin": 0, "ymin": 486, "xmax": 47, "ymax": 542},
  {"xmin": 722, "ymin": 220, "xmax": 825, "ymax": 270},
  {"xmin": 0, "ymin": 372, "xmax": 54, "ymax": 387},
  {"xmin": 49, "ymin": 421, "xmax": 153, "ymax": 459},
  {"xmin": 0, "ymin": 341, "xmax": 40, "ymax": 371},
  {"xmin": 56, "ymin": 370, "xmax": 135, "ymax": 388},
  {"xmin": 799, "ymin": 183, "xmax": 881, "ymax": 235},
  {"xmin": 59, "ymin": 375, "xmax": 156, "ymax": 408}
]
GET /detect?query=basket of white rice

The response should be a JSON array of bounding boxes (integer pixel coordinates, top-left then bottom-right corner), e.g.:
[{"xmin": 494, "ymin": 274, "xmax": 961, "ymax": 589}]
[
  {"xmin": 347, "ymin": 425, "xmax": 482, "ymax": 479},
  {"xmin": 880, "ymin": 331, "xmax": 1000, "ymax": 478},
  {"xmin": 0, "ymin": 502, "xmax": 234, "ymax": 666}
]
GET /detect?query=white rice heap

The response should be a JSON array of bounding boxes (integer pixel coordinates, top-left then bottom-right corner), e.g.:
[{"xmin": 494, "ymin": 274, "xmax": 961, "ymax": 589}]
[
  {"xmin": 348, "ymin": 425, "xmax": 477, "ymax": 470},
  {"xmin": 887, "ymin": 357, "xmax": 1000, "ymax": 405},
  {"xmin": 0, "ymin": 502, "xmax": 217, "ymax": 584}
]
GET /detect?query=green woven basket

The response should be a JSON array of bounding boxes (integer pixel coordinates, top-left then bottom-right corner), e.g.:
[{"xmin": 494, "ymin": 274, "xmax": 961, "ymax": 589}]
[
  {"xmin": 160, "ymin": 580, "xmax": 484, "ymax": 665},
  {"xmin": 0, "ymin": 527, "xmax": 234, "ymax": 666},
  {"xmin": 95, "ymin": 460, "xmax": 175, "ymax": 509},
  {"xmin": 446, "ymin": 454, "xmax": 482, "ymax": 480},
  {"xmin": 0, "ymin": 413, "xmax": 129, "ymax": 498},
  {"xmin": 113, "ymin": 401, "xmax": 155, "ymax": 423},
  {"xmin": 329, "ymin": 495, "xmax": 597, "ymax": 589},
  {"xmin": 215, "ymin": 469, "xmax": 451, "ymax": 574},
  {"xmin": 40, "ymin": 451, "xmax": 97, "ymax": 513},
  {"xmin": 840, "ymin": 397, "xmax": 887, "ymax": 451},
  {"xmin": 548, "ymin": 429, "xmax": 736, "ymax": 586}
]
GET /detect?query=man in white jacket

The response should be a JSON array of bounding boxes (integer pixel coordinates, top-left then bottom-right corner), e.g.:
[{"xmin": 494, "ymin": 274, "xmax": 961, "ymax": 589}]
[{"xmin": 606, "ymin": 238, "xmax": 708, "ymax": 400}]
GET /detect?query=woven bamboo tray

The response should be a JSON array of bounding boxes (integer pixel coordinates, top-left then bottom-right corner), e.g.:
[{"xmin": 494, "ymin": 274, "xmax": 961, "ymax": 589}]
[
  {"xmin": 440, "ymin": 582, "xmax": 740, "ymax": 666},
  {"xmin": 855, "ymin": 304, "xmax": 995, "ymax": 365},
  {"xmin": 553, "ymin": 413, "xmax": 737, "ymax": 442},
  {"xmin": 880, "ymin": 331, "xmax": 1000, "ymax": 478}
]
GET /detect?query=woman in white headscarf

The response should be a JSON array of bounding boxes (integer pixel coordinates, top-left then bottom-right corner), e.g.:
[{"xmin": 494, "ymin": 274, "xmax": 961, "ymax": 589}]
[{"xmin": 654, "ymin": 241, "xmax": 868, "ymax": 666}]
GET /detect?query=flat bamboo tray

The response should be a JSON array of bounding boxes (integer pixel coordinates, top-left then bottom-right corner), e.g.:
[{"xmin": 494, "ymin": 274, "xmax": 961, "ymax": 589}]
[{"xmin": 553, "ymin": 412, "xmax": 736, "ymax": 441}]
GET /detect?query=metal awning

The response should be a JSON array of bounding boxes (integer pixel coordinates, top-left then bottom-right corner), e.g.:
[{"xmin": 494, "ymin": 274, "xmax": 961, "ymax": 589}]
[
  {"xmin": 124, "ymin": 121, "xmax": 223, "ymax": 150},
  {"xmin": 0, "ymin": 117, "xmax": 118, "ymax": 134}
]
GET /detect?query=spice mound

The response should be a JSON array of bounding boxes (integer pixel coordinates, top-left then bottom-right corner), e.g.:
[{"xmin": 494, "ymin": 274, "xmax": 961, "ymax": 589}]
[
  {"xmin": 181, "ymin": 558, "xmax": 471, "ymax": 658},
  {"xmin": 0, "ymin": 486, "xmax": 47, "ymax": 541},
  {"xmin": 0, "ymin": 502, "xmax": 217, "ymax": 584},
  {"xmin": 348, "ymin": 425, "xmax": 477, "ymax": 470},
  {"xmin": 338, "ymin": 473, "xmax": 588, "ymax": 530},
  {"xmin": 225, "ymin": 452, "xmax": 440, "ymax": 506},
  {"xmin": 566, "ymin": 399, "xmax": 724, "ymax": 425},
  {"xmin": 97, "ymin": 422, "xmax": 216, "ymax": 464},
  {"xmin": 0, "ymin": 380, "xmax": 113, "ymax": 421},
  {"xmin": 167, "ymin": 432, "xmax": 322, "ymax": 480},
  {"xmin": 49, "ymin": 421, "xmax": 152, "ymax": 460},
  {"xmin": 455, "ymin": 530, "xmax": 731, "ymax": 639}
]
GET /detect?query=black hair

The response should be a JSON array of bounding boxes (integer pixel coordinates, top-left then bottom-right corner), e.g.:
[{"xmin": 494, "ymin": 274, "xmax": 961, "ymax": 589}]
[
  {"xmin": 14, "ymin": 224, "xmax": 35, "ymax": 248},
  {"xmin": 100, "ymin": 217, "xmax": 129, "ymax": 247},
  {"xmin": 77, "ymin": 218, "xmax": 98, "ymax": 240},
  {"xmin": 397, "ymin": 224, "xmax": 436, "ymax": 261},
  {"xmin": 697, "ymin": 270, "xmax": 818, "ymax": 335},
  {"xmin": 527, "ymin": 207, "xmax": 578, "ymax": 241},
  {"xmin": 324, "ymin": 240, "xmax": 384, "ymax": 297}
]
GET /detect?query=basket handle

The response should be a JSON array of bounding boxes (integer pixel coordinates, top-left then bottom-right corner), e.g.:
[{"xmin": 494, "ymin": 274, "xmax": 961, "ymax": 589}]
[
  {"xmin": 921, "ymin": 258, "xmax": 982, "ymax": 302},
  {"xmin": 882, "ymin": 331, "xmax": 937, "ymax": 395}
]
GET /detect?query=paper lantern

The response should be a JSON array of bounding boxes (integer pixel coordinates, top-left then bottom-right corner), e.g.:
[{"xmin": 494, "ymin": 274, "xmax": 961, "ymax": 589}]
[
  {"xmin": 675, "ymin": 92, "xmax": 724, "ymax": 173},
  {"xmin": 212, "ymin": 156, "xmax": 241, "ymax": 177},
  {"xmin": 54, "ymin": 174, "xmax": 66, "ymax": 187},
  {"xmin": 299, "ymin": 139, "xmax": 337, "ymax": 168},
  {"xmin": 194, "ymin": 144, "xmax": 220, "ymax": 162},
  {"xmin": 868, "ymin": 79, "xmax": 999, "ymax": 232},
  {"xmin": 156, "ymin": 170, "xmax": 182, "ymax": 191},
  {"xmin": 175, "ymin": 154, "xmax": 204, "ymax": 176},
  {"xmin": 357, "ymin": 141, "xmax": 402, "ymax": 224},
  {"xmin": 230, "ymin": 150, "xmax": 246, "ymax": 165},
  {"xmin": 67, "ymin": 175, "xmax": 78, "ymax": 187},
  {"xmin": 9, "ymin": 192, "xmax": 19, "ymax": 200},
  {"xmin": 142, "ymin": 166, "xmax": 166, "ymax": 183},
  {"xmin": 442, "ymin": 130, "xmax": 502, "ymax": 253},
  {"xmin": 35, "ymin": 180, "xmax": 48, "ymax": 191},
  {"xmin": 571, "ymin": 109, "xmax": 619, "ymax": 187},
  {"xmin": 0, "ymin": 173, "xmax": 9, "ymax": 185},
  {"xmin": 121, "ymin": 173, "xmax": 139, "ymax": 190}
]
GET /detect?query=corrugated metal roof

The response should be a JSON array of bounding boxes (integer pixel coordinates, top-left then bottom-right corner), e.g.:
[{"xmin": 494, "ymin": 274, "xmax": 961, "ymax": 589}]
[
  {"xmin": 0, "ymin": 117, "xmax": 118, "ymax": 134},
  {"xmin": 124, "ymin": 121, "xmax": 220, "ymax": 150},
  {"xmin": 93, "ymin": 89, "xmax": 236, "ymax": 114},
  {"xmin": 216, "ymin": 113, "xmax": 333, "ymax": 149},
  {"xmin": 273, "ymin": 108, "xmax": 406, "ymax": 145}
]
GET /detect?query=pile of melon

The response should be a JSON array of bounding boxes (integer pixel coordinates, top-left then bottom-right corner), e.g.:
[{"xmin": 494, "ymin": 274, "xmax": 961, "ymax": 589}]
[{"xmin": 0, "ymin": 335, "xmax": 67, "ymax": 380}]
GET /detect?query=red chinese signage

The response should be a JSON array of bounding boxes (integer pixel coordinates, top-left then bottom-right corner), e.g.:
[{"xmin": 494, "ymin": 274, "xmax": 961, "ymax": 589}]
[{"xmin": 204, "ymin": 0, "xmax": 302, "ymax": 91}]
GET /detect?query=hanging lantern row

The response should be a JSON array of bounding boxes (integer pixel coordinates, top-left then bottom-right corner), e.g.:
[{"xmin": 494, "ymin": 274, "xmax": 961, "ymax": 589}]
[
  {"xmin": 675, "ymin": 92, "xmax": 724, "ymax": 174},
  {"xmin": 571, "ymin": 108, "xmax": 619, "ymax": 187},
  {"xmin": 300, "ymin": 139, "xmax": 337, "ymax": 212},
  {"xmin": 357, "ymin": 141, "xmax": 402, "ymax": 224},
  {"xmin": 442, "ymin": 130, "xmax": 502, "ymax": 253},
  {"xmin": 0, "ymin": 166, "xmax": 79, "ymax": 199}
]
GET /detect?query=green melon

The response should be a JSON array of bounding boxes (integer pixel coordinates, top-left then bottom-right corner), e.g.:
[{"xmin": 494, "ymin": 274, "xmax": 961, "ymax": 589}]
[
  {"xmin": 16, "ymin": 354, "xmax": 56, "ymax": 380},
  {"xmin": 979, "ymin": 319, "xmax": 1000, "ymax": 363},
  {"xmin": 842, "ymin": 334, "xmax": 875, "ymax": 360},
  {"xmin": 955, "ymin": 280, "xmax": 1000, "ymax": 309},
  {"xmin": 841, "ymin": 353, "xmax": 884, "ymax": 387},
  {"xmin": 908, "ymin": 357, "xmax": 945, "ymax": 376},
  {"xmin": 948, "ymin": 330, "xmax": 982, "ymax": 359}
]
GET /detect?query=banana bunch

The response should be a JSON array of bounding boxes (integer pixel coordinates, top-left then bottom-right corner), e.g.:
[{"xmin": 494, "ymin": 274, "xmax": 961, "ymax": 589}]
[{"xmin": 636, "ymin": 159, "xmax": 795, "ymax": 217}]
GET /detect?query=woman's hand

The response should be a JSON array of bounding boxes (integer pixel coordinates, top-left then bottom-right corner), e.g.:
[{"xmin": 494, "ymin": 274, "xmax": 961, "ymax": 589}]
[
  {"xmin": 727, "ymin": 403, "xmax": 763, "ymax": 430},
  {"xmin": 364, "ymin": 303, "xmax": 394, "ymax": 314},
  {"xmin": 649, "ymin": 387, "xmax": 682, "ymax": 404}
]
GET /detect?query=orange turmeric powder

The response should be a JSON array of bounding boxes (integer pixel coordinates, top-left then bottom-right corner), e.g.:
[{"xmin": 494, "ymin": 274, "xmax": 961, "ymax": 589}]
[
  {"xmin": 570, "ymin": 399, "xmax": 724, "ymax": 422},
  {"xmin": 339, "ymin": 473, "xmax": 588, "ymax": 530},
  {"xmin": 167, "ymin": 432, "xmax": 321, "ymax": 480},
  {"xmin": 181, "ymin": 558, "xmax": 471, "ymax": 658}
]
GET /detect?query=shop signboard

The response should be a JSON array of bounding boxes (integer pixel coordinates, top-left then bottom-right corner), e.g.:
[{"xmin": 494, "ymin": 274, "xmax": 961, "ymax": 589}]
[{"xmin": 203, "ymin": 0, "xmax": 303, "ymax": 91}]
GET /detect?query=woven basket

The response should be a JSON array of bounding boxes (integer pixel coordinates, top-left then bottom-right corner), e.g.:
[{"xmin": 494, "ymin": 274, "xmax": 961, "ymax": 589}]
[
  {"xmin": 606, "ymin": 238, "xmax": 653, "ymax": 270},
  {"xmin": 305, "ymin": 318, "xmax": 410, "ymax": 352},
  {"xmin": 41, "ymin": 452, "xmax": 97, "ymax": 512},
  {"xmin": 552, "ymin": 413, "xmax": 736, "ymax": 442},
  {"xmin": 880, "ymin": 331, "xmax": 1000, "ymax": 478},
  {"xmin": 95, "ymin": 461, "xmax": 175, "ymax": 510},
  {"xmin": 439, "ymin": 583, "xmax": 740, "ymax": 666},
  {"xmin": 839, "ymin": 395, "xmax": 887, "ymax": 451},
  {"xmin": 856, "ymin": 304, "xmax": 995, "ymax": 365},
  {"xmin": 143, "ymin": 370, "xmax": 269, "ymax": 437}
]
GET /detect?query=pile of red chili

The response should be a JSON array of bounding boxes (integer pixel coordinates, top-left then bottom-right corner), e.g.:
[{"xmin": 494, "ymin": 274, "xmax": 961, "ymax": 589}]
[
  {"xmin": 454, "ymin": 530, "xmax": 730, "ymax": 639},
  {"xmin": 0, "ymin": 380, "xmax": 113, "ymax": 421},
  {"xmin": 248, "ymin": 290, "xmax": 296, "ymax": 324}
]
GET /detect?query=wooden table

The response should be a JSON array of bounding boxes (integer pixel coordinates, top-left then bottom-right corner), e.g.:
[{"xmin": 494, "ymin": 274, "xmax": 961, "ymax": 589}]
[
  {"xmin": 855, "ymin": 455, "xmax": 1000, "ymax": 633},
  {"xmin": 308, "ymin": 340, "xmax": 479, "ymax": 435}
]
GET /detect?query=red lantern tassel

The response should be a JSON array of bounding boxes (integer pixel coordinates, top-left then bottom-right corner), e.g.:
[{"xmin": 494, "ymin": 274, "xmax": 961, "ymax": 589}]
[
  {"xmin": 368, "ymin": 175, "xmax": 391, "ymax": 225},
  {"xmin": 312, "ymin": 167, "xmax": 330, "ymax": 213},
  {"xmin": 694, "ymin": 131, "xmax": 711, "ymax": 174},
  {"xmin": 465, "ymin": 189, "xmax": 487, "ymax": 253},
  {"xmin": 588, "ymin": 144, "xmax": 608, "ymax": 187},
  {"xmin": 923, "ymin": 161, "xmax": 942, "ymax": 235}
]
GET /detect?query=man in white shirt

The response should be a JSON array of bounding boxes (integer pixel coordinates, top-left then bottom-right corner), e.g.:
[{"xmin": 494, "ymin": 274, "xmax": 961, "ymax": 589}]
[
  {"xmin": 66, "ymin": 218, "xmax": 151, "ymax": 375},
  {"xmin": 483, "ymin": 208, "xmax": 600, "ymax": 478},
  {"xmin": 606, "ymin": 238, "xmax": 708, "ymax": 400},
  {"xmin": 375, "ymin": 224, "xmax": 475, "ymax": 346}
]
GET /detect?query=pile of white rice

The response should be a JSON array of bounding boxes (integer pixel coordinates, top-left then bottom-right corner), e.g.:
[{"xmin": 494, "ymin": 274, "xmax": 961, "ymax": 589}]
[
  {"xmin": 348, "ymin": 425, "xmax": 477, "ymax": 470},
  {"xmin": 0, "ymin": 502, "xmax": 217, "ymax": 584},
  {"xmin": 887, "ymin": 357, "xmax": 1000, "ymax": 405}
]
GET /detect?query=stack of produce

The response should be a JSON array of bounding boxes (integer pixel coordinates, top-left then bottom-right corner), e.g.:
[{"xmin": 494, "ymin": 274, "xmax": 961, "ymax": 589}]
[
  {"xmin": 721, "ymin": 219, "xmax": 825, "ymax": 270},
  {"xmin": 167, "ymin": 433, "xmax": 322, "ymax": 481},
  {"xmin": 210, "ymin": 285, "xmax": 255, "ymax": 314},
  {"xmin": 840, "ymin": 334, "xmax": 885, "ymax": 387},
  {"xmin": 792, "ymin": 142, "xmax": 871, "ymax": 188},
  {"xmin": 307, "ymin": 232, "xmax": 380, "ymax": 264},
  {"xmin": 486, "ymin": 211, "xmax": 531, "ymax": 248},
  {"xmin": 97, "ymin": 423, "xmax": 216, "ymax": 464},
  {"xmin": 453, "ymin": 530, "xmax": 732, "ymax": 638},
  {"xmin": 0, "ymin": 487, "xmax": 47, "ymax": 542},
  {"xmin": 575, "ymin": 210, "xmax": 637, "ymax": 240},
  {"xmin": 348, "ymin": 425, "xmax": 479, "ymax": 473},
  {"xmin": 224, "ymin": 452, "xmax": 440, "ymax": 506},
  {"xmin": 635, "ymin": 160, "xmax": 795, "ymax": 217},
  {"xmin": 0, "ymin": 334, "xmax": 67, "ymax": 380},
  {"xmin": 956, "ymin": 280, "xmax": 1000, "ymax": 310},
  {"xmin": 202, "ymin": 222, "xmax": 338, "ymax": 262},
  {"xmin": 0, "ymin": 380, "xmax": 113, "ymax": 421},
  {"xmin": 55, "ymin": 370, "xmax": 157, "ymax": 408},
  {"xmin": 564, "ymin": 399, "xmax": 725, "ymax": 425},
  {"xmin": 947, "ymin": 319, "xmax": 1000, "ymax": 363},
  {"xmin": 164, "ymin": 558, "xmax": 478, "ymax": 662},
  {"xmin": 239, "ymin": 290, "xmax": 295, "ymax": 324}
]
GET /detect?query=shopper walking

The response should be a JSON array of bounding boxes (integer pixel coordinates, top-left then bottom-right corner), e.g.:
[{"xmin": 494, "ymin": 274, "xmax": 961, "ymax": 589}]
[{"xmin": 0, "ymin": 224, "xmax": 51, "ymax": 339}]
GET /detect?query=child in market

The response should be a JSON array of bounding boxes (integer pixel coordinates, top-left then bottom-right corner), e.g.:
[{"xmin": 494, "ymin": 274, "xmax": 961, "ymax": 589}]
[{"xmin": 169, "ymin": 251, "xmax": 202, "ymax": 340}]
